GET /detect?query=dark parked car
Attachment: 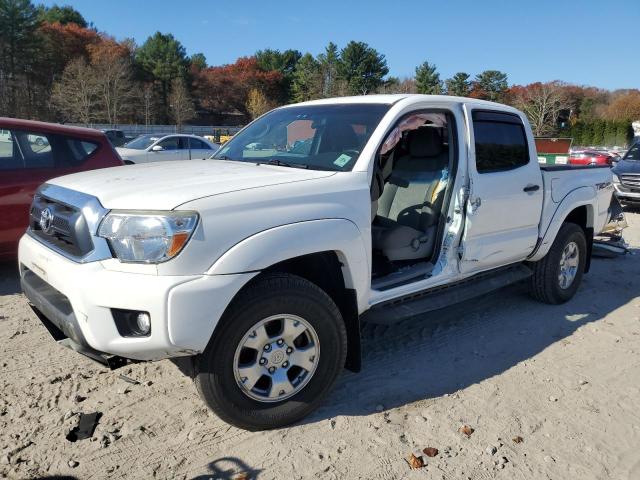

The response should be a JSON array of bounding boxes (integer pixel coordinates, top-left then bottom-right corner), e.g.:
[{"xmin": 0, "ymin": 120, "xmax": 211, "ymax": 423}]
[
  {"xmin": 0, "ymin": 118, "xmax": 124, "ymax": 260},
  {"xmin": 101, "ymin": 128, "xmax": 128, "ymax": 147},
  {"xmin": 612, "ymin": 142, "xmax": 640, "ymax": 207}
]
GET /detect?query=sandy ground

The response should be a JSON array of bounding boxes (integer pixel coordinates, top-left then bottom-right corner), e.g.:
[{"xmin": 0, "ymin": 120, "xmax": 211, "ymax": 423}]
[{"xmin": 1, "ymin": 213, "xmax": 640, "ymax": 480}]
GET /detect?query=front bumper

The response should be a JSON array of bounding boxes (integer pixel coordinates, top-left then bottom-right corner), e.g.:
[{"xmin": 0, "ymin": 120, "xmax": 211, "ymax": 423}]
[
  {"xmin": 614, "ymin": 184, "xmax": 640, "ymax": 205},
  {"xmin": 19, "ymin": 233, "xmax": 256, "ymax": 362}
]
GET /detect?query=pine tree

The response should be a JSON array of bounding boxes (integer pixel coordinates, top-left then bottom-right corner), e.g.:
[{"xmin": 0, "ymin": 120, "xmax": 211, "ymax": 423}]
[
  {"xmin": 415, "ymin": 61, "xmax": 442, "ymax": 95},
  {"xmin": 292, "ymin": 53, "xmax": 321, "ymax": 102},
  {"xmin": 472, "ymin": 70, "xmax": 508, "ymax": 101},
  {"xmin": 337, "ymin": 41, "xmax": 388, "ymax": 95},
  {"xmin": 317, "ymin": 42, "xmax": 340, "ymax": 97},
  {"xmin": 445, "ymin": 72, "xmax": 471, "ymax": 97}
]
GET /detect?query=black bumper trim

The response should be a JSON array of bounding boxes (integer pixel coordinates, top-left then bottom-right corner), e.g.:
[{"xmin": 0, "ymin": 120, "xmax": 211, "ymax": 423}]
[{"xmin": 21, "ymin": 267, "xmax": 133, "ymax": 370}]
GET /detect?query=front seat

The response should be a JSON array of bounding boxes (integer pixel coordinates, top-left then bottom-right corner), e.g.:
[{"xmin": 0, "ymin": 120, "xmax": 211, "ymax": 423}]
[
  {"xmin": 318, "ymin": 122, "xmax": 361, "ymax": 154},
  {"xmin": 372, "ymin": 127, "xmax": 448, "ymax": 261}
]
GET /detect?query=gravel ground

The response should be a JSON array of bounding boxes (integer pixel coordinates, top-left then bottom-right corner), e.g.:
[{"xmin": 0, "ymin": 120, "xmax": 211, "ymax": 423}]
[{"xmin": 1, "ymin": 212, "xmax": 639, "ymax": 480}]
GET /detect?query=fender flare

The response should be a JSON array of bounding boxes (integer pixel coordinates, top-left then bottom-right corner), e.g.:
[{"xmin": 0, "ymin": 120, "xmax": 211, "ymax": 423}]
[
  {"xmin": 529, "ymin": 186, "xmax": 595, "ymax": 262},
  {"xmin": 207, "ymin": 219, "xmax": 370, "ymax": 312}
]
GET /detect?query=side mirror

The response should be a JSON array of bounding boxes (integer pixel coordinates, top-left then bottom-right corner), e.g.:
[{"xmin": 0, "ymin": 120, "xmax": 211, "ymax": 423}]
[{"xmin": 151, "ymin": 145, "xmax": 164, "ymax": 152}]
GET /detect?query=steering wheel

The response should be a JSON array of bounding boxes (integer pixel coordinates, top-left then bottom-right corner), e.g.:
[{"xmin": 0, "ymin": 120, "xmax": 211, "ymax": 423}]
[{"xmin": 396, "ymin": 204, "xmax": 425, "ymax": 225}]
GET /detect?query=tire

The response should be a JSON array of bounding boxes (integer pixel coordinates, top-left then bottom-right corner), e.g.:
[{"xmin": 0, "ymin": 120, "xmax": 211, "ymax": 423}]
[
  {"xmin": 529, "ymin": 222, "xmax": 587, "ymax": 304},
  {"xmin": 195, "ymin": 273, "xmax": 347, "ymax": 431}
]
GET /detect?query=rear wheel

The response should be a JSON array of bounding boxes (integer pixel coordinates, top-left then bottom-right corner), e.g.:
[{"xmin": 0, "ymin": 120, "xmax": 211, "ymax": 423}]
[
  {"xmin": 529, "ymin": 223, "xmax": 587, "ymax": 304},
  {"xmin": 195, "ymin": 273, "xmax": 347, "ymax": 430}
]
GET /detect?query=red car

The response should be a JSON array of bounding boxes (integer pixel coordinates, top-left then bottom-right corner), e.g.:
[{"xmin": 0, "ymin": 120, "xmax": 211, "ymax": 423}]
[
  {"xmin": 568, "ymin": 150, "xmax": 615, "ymax": 166},
  {"xmin": 0, "ymin": 118, "xmax": 123, "ymax": 260}
]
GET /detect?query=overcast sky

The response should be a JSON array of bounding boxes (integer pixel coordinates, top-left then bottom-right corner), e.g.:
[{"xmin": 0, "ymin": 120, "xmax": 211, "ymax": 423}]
[{"xmin": 38, "ymin": 0, "xmax": 639, "ymax": 90}]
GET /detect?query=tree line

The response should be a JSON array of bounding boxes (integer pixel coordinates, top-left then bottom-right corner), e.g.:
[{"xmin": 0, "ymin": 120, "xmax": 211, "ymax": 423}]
[{"xmin": 0, "ymin": 0, "xmax": 638, "ymax": 144}]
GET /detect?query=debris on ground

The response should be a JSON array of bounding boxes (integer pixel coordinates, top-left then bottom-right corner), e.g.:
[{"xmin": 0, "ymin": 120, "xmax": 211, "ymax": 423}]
[
  {"xmin": 118, "ymin": 374, "xmax": 140, "ymax": 385},
  {"xmin": 423, "ymin": 447, "xmax": 438, "ymax": 457},
  {"xmin": 407, "ymin": 453, "xmax": 424, "ymax": 469},
  {"xmin": 68, "ymin": 460, "xmax": 79, "ymax": 468},
  {"xmin": 66, "ymin": 412, "xmax": 101, "ymax": 442},
  {"xmin": 485, "ymin": 446, "xmax": 497, "ymax": 456},
  {"xmin": 459, "ymin": 425, "xmax": 474, "ymax": 437},
  {"xmin": 512, "ymin": 436, "xmax": 524, "ymax": 444}
]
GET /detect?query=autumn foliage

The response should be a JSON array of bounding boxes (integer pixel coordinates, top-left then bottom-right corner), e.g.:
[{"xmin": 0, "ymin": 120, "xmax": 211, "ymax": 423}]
[{"xmin": 195, "ymin": 57, "xmax": 283, "ymax": 117}]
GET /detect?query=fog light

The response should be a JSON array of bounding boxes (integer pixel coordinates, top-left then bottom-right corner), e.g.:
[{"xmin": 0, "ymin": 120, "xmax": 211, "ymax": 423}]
[
  {"xmin": 136, "ymin": 313, "xmax": 151, "ymax": 335},
  {"xmin": 111, "ymin": 309, "xmax": 151, "ymax": 337}
]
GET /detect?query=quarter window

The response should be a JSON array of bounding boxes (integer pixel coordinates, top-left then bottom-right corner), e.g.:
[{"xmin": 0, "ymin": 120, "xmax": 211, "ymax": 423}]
[
  {"xmin": 472, "ymin": 111, "xmax": 529, "ymax": 173},
  {"xmin": 189, "ymin": 138, "xmax": 211, "ymax": 150}
]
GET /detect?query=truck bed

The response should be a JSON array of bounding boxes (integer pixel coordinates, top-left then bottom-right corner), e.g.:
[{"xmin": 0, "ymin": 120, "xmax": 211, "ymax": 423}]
[{"xmin": 540, "ymin": 164, "xmax": 613, "ymax": 238}]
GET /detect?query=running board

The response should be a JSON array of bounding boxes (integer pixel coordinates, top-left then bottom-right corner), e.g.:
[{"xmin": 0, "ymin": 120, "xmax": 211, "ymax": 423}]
[{"xmin": 362, "ymin": 264, "xmax": 533, "ymax": 325}]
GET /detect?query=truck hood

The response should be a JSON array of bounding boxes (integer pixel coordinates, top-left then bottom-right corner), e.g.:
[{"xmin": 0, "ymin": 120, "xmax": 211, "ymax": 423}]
[
  {"xmin": 613, "ymin": 159, "xmax": 640, "ymax": 175},
  {"xmin": 47, "ymin": 159, "xmax": 336, "ymax": 210}
]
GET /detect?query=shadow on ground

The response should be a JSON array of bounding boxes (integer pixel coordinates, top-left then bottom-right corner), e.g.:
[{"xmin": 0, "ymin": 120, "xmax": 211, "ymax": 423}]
[
  {"xmin": 304, "ymin": 249, "xmax": 639, "ymax": 423},
  {"xmin": 191, "ymin": 456, "xmax": 263, "ymax": 479},
  {"xmin": 0, "ymin": 261, "xmax": 20, "ymax": 296}
]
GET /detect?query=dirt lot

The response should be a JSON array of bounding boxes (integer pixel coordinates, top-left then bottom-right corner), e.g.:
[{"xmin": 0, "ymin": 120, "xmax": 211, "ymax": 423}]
[{"xmin": 1, "ymin": 213, "xmax": 640, "ymax": 480}]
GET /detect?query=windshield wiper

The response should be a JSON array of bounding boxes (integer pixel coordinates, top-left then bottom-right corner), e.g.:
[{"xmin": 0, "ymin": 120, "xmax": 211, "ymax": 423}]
[{"xmin": 256, "ymin": 159, "xmax": 309, "ymax": 169}]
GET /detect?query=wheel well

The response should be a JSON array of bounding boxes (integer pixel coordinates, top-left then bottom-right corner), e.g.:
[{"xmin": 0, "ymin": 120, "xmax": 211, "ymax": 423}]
[
  {"xmin": 564, "ymin": 205, "xmax": 587, "ymax": 229},
  {"xmin": 563, "ymin": 205, "xmax": 594, "ymax": 273},
  {"xmin": 263, "ymin": 251, "xmax": 361, "ymax": 372}
]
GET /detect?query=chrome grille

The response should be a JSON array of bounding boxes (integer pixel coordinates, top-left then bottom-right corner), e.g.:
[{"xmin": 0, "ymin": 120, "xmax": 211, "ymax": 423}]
[
  {"xmin": 620, "ymin": 174, "xmax": 640, "ymax": 192},
  {"xmin": 29, "ymin": 195, "xmax": 94, "ymax": 258}
]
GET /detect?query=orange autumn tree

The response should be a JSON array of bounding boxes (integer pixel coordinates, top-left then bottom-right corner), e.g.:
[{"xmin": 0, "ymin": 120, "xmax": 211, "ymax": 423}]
[{"xmin": 195, "ymin": 57, "xmax": 283, "ymax": 120}]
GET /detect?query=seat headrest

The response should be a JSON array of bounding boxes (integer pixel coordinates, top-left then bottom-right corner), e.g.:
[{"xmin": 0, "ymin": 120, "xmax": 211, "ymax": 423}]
[{"xmin": 408, "ymin": 127, "xmax": 442, "ymax": 158}]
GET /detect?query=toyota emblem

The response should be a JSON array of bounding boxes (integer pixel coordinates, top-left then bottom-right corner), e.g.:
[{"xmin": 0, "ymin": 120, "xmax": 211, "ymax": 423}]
[{"xmin": 39, "ymin": 207, "xmax": 54, "ymax": 234}]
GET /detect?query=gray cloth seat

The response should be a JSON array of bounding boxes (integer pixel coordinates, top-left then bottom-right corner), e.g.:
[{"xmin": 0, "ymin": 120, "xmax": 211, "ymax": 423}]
[{"xmin": 372, "ymin": 127, "xmax": 448, "ymax": 261}]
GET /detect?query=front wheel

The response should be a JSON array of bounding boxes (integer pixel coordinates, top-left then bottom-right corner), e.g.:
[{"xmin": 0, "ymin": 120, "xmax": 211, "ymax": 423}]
[
  {"xmin": 528, "ymin": 222, "xmax": 587, "ymax": 304},
  {"xmin": 195, "ymin": 273, "xmax": 347, "ymax": 430}
]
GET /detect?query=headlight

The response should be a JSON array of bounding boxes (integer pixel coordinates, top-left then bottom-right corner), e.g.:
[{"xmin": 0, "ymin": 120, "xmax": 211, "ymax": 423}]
[
  {"xmin": 612, "ymin": 173, "xmax": 621, "ymax": 184},
  {"xmin": 98, "ymin": 211, "xmax": 198, "ymax": 263}
]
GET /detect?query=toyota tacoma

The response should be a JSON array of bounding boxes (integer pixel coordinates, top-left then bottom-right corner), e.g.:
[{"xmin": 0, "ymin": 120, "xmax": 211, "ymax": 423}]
[{"xmin": 19, "ymin": 95, "xmax": 615, "ymax": 430}]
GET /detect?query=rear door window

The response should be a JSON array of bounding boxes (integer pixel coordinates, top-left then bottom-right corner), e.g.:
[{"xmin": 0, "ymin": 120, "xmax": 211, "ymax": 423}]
[
  {"xmin": 158, "ymin": 137, "xmax": 180, "ymax": 150},
  {"xmin": 7, "ymin": 130, "xmax": 99, "ymax": 169},
  {"xmin": 14, "ymin": 131, "xmax": 54, "ymax": 169},
  {"xmin": 472, "ymin": 111, "xmax": 530, "ymax": 173}
]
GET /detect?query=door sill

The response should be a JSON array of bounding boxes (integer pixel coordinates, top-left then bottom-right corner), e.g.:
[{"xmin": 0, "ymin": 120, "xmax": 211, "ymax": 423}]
[{"xmin": 362, "ymin": 263, "xmax": 532, "ymax": 325}]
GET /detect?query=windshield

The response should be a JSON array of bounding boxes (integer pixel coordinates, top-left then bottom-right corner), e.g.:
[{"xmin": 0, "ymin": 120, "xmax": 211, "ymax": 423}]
[
  {"xmin": 624, "ymin": 143, "xmax": 640, "ymax": 161},
  {"xmin": 123, "ymin": 134, "xmax": 162, "ymax": 150},
  {"xmin": 212, "ymin": 104, "xmax": 390, "ymax": 171}
]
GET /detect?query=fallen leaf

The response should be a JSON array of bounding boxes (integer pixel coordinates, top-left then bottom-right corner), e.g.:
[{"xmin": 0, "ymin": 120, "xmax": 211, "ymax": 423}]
[
  {"xmin": 459, "ymin": 425, "xmax": 474, "ymax": 437},
  {"xmin": 407, "ymin": 453, "xmax": 424, "ymax": 469},
  {"xmin": 512, "ymin": 436, "xmax": 524, "ymax": 444},
  {"xmin": 423, "ymin": 447, "xmax": 439, "ymax": 457}
]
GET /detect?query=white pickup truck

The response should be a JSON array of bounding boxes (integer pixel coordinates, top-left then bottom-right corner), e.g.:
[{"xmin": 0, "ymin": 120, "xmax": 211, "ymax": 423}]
[{"xmin": 19, "ymin": 95, "xmax": 614, "ymax": 430}]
